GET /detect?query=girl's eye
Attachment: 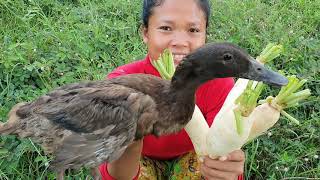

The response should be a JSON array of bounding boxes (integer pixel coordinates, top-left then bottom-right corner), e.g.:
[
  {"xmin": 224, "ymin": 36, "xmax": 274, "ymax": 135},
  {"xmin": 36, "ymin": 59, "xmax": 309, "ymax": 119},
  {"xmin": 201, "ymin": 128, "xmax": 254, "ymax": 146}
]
[
  {"xmin": 159, "ymin": 26, "xmax": 171, "ymax": 31},
  {"xmin": 189, "ymin": 28, "xmax": 200, "ymax": 33}
]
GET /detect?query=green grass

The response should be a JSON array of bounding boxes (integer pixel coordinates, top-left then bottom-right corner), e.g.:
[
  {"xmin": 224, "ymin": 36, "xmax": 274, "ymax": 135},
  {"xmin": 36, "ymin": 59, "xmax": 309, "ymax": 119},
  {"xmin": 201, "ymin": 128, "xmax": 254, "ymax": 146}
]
[{"xmin": 0, "ymin": 0, "xmax": 319, "ymax": 179}]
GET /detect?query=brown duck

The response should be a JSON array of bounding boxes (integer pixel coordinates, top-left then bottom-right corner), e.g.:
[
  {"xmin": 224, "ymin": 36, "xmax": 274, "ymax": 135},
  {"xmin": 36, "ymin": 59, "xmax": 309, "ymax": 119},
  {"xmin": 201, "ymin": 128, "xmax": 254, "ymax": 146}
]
[{"xmin": 0, "ymin": 42, "xmax": 287, "ymax": 179}]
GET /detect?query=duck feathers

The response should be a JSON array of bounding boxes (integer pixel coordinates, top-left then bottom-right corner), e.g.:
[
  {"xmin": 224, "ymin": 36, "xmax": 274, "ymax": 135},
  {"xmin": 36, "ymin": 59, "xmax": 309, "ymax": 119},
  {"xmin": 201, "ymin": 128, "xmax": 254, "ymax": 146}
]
[{"xmin": 1, "ymin": 74, "xmax": 167, "ymax": 170}]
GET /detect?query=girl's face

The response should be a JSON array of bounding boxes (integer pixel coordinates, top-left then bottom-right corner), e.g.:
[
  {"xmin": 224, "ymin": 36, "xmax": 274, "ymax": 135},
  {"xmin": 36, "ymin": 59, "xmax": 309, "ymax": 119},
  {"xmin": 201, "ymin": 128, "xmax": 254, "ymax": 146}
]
[{"xmin": 143, "ymin": 0, "xmax": 207, "ymax": 66}]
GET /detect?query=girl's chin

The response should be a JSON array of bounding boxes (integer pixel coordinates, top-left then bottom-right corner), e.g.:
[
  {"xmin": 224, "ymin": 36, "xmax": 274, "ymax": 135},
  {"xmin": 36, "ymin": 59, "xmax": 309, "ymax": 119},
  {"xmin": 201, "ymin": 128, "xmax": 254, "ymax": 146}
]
[{"xmin": 174, "ymin": 59, "xmax": 182, "ymax": 67}]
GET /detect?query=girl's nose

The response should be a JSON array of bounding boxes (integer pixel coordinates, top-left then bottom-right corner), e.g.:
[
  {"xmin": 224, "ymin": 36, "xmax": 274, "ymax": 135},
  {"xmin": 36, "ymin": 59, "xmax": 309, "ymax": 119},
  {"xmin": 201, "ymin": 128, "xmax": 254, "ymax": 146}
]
[{"xmin": 169, "ymin": 31, "xmax": 189, "ymax": 49}]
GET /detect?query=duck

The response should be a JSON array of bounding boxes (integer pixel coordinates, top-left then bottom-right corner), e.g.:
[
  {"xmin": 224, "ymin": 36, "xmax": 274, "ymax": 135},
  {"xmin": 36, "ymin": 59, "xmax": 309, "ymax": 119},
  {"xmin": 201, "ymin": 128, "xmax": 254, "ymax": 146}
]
[{"xmin": 0, "ymin": 42, "xmax": 288, "ymax": 179}]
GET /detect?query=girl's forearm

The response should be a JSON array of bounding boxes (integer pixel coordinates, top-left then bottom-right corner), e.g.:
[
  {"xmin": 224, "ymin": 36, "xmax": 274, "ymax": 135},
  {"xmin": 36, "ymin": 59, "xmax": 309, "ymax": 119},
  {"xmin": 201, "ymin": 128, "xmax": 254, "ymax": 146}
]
[{"xmin": 107, "ymin": 140, "xmax": 143, "ymax": 179}]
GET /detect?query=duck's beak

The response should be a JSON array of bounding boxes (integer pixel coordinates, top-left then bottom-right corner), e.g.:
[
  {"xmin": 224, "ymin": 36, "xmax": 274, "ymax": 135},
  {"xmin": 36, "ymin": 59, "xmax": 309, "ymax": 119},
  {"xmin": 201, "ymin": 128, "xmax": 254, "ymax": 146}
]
[{"xmin": 242, "ymin": 58, "xmax": 288, "ymax": 86}]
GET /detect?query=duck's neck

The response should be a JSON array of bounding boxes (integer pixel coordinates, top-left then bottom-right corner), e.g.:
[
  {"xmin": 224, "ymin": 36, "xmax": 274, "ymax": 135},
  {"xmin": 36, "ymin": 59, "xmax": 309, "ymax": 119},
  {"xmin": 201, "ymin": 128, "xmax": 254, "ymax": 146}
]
[
  {"xmin": 169, "ymin": 75, "xmax": 210, "ymax": 104},
  {"xmin": 168, "ymin": 58, "xmax": 214, "ymax": 103}
]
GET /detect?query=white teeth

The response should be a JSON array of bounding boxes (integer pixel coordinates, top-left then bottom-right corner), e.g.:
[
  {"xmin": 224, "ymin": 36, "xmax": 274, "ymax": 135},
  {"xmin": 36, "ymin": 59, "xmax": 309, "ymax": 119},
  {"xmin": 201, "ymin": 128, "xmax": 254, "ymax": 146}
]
[{"xmin": 173, "ymin": 54, "xmax": 186, "ymax": 60}]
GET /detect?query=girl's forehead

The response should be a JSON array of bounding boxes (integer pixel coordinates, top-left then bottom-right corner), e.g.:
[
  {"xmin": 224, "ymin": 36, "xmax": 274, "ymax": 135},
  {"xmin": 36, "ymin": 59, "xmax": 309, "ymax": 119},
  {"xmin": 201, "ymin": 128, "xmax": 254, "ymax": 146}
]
[
  {"xmin": 154, "ymin": 16, "xmax": 204, "ymax": 26},
  {"xmin": 151, "ymin": 0, "xmax": 206, "ymax": 24},
  {"xmin": 154, "ymin": 0, "xmax": 201, "ymax": 12}
]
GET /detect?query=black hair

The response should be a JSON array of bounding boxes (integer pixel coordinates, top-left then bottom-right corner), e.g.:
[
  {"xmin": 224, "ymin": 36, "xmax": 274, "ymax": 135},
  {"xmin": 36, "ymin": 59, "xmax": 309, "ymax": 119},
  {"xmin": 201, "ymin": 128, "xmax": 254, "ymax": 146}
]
[{"xmin": 142, "ymin": 0, "xmax": 211, "ymax": 28}]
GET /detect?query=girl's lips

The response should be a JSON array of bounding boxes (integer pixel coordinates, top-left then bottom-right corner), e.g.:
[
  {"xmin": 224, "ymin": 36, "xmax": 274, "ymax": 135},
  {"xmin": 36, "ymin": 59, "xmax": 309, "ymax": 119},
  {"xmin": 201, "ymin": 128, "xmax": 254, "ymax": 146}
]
[{"xmin": 173, "ymin": 54, "xmax": 187, "ymax": 66}]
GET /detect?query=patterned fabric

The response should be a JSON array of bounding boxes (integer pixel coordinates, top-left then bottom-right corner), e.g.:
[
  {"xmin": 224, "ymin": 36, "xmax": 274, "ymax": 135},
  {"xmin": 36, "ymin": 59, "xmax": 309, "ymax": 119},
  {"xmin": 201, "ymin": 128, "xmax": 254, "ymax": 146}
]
[{"xmin": 139, "ymin": 151, "xmax": 202, "ymax": 180}]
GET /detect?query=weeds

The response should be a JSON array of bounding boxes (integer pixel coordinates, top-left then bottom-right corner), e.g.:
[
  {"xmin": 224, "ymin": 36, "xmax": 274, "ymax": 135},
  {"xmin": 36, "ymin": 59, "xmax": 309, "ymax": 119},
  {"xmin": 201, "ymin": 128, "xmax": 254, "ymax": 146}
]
[{"xmin": 0, "ymin": 0, "xmax": 319, "ymax": 179}]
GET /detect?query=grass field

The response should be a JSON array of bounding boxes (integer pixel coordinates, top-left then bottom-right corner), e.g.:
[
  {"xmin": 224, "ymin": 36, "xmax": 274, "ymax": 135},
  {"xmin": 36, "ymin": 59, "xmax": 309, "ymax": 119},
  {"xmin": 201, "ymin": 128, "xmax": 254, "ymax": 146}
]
[{"xmin": 0, "ymin": 0, "xmax": 319, "ymax": 179}]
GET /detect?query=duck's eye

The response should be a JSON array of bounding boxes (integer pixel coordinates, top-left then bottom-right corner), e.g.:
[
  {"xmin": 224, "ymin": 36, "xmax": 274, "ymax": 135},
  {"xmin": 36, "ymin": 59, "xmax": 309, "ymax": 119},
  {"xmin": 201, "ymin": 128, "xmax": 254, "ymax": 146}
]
[{"xmin": 223, "ymin": 53, "xmax": 233, "ymax": 61}]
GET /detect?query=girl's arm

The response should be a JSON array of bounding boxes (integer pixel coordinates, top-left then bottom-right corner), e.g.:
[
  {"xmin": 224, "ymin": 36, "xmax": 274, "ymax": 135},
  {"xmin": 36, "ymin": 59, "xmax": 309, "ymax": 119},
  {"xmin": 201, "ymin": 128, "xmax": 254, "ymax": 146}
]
[{"xmin": 107, "ymin": 140, "xmax": 143, "ymax": 180}]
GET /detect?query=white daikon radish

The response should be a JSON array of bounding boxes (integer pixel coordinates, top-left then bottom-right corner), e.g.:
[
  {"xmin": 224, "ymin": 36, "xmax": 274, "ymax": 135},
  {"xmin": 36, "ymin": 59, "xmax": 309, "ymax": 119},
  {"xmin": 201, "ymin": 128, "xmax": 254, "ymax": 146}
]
[
  {"xmin": 247, "ymin": 75, "xmax": 311, "ymax": 141},
  {"xmin": 184, "ymin": 105, "xmax": 209, "ymax": 156},
  {"xmin": 206, "ymin": 82, "xmax": 265, "ymax": 156}
]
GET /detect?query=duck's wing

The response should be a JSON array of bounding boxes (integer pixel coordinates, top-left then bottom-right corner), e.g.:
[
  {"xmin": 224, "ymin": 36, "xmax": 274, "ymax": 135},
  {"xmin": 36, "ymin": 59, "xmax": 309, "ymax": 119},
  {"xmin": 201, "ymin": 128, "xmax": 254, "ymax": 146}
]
[
  {"xmin": 49, "ymin": 122, "xmax": 134, "ymax": 171},
  {"xmin": 34, "ymin": 83, "xmax": 154, "ymax": 133},
  {"xmin": 18, "ymin": 83, "xmax": 156, "ymax": 170}
]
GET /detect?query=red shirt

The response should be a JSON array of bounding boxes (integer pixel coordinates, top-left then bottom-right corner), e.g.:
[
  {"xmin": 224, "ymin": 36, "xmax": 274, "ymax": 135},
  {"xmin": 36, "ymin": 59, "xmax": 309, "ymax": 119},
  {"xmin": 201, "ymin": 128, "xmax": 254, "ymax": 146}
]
[{"xmin": 99, "ymin": 55, "xmax": 239, "ymax": 179}]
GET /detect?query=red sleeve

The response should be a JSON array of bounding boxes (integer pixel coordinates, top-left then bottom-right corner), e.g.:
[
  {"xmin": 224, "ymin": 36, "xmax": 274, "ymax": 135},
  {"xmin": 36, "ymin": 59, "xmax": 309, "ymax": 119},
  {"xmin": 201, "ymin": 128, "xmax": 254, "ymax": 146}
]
[
  {"xmin": 107, "ymin": 59, "xmax": 146, "ymax": 79},
  {"xmin": 99, "ymin": 163, "xmax": 140, "ymax": 180},
  {"xmin": 238, "ymin": 174, "xmax": 244, "ymax": 180}
]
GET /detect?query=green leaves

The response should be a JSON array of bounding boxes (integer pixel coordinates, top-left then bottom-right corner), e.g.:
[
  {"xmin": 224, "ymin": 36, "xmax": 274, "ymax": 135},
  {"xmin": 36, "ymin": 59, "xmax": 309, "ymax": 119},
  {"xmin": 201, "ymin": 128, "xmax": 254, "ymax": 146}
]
[
  {"xmin": 276, "ymin": 75, "xmax": 311, "ymax": 107},
  {"xmin": 0, "ymin": 0, "xmax": 318, "ymax": 179},
  {"xmin": 256, "ymin": 43, "xmax": 284, "ymax": 64},
  {"xmin": 151, "ymin": 49, "xmax": 176, "ymax": 80},
  {"xmin": 274, "ymin": 75, "xmax": 311, "ymax": 125}
]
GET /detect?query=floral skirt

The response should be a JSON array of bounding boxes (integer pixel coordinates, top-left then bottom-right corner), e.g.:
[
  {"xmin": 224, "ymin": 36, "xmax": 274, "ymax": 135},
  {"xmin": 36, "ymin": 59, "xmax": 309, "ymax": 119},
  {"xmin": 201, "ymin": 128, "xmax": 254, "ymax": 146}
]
[{"xmin": 139, "ymin": 151, "xmax": 203, "ymax": 180}]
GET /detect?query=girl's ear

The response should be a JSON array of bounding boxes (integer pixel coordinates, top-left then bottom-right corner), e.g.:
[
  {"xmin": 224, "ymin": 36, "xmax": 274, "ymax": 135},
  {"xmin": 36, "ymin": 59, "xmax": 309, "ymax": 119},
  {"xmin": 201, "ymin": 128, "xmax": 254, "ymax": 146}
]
[{"xmin": 142, "ymin": 26, "xmax": 149, "ymax": 44}]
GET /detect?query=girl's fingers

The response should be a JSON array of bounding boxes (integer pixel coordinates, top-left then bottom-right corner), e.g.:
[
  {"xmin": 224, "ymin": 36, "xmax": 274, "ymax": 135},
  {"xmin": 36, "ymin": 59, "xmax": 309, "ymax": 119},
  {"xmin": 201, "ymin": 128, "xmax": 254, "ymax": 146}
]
[
  {"xmin": 203, "ymin": 158, "xmax": 244, "ymax": 174},
  {"xmin": 225, "ymin": 150, "xmax": 245, "ymax": 162},
  {"xmin": 201, "ymin": 164, "xmax": 238, "ymax": 180}
]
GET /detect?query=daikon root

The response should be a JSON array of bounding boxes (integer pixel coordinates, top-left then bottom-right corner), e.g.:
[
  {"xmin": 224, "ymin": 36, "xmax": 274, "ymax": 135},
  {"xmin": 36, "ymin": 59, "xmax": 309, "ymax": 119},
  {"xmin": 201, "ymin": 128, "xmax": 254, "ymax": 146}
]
[
  {"xmin": 206, "ymin": 81, "xmax": 265, "ymax": 156},
  {"xmin": 247, "ymin": 101, "xmax": 280, "ymax": 141},
  {"xmin": 247, "ymin": 75, "xmax": 311, "ymax": 140},
  {"xmin": 185, "ymin": 105, "xmax": 209, "ymax": 156}
]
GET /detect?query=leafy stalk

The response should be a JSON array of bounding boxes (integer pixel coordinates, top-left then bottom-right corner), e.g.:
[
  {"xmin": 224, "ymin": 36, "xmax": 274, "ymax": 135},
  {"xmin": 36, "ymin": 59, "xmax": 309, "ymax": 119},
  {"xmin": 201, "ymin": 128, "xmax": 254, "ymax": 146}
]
[
  {"xmin": 275, "ymin": 75, "xmax": 311, "ymax": 107},
  {"xmin": 256, "ymin": 43, "xmax": 283, "ymax": 64},
  {"xmin": 260, "ymin": 75, "xmax": 311, "ymax": 124},
  {"xmin": 283, "ymin": 89, "xmax": 311, "ymax": 106},
  {"xmin": 248, "ymin": 82, "xmax": 265, "ymax": 107},
  {"xmin": 163, "ymin": 49, "xmax": 175, "ymax": 76},
  {"xmin": 151, "ymin": 59, "xmax": 171, "ymax": 79},
  {"xmin": 151, "ymin": 49, "xmax": 175, "ymax": 80},
  {"xmin": 233, "ymin": 108, "xmax": 243, "ymax": 135},
  {"xmin": 280, "ymin": 110, "xmax": 300, "ymax": 125},
  {"xmin": 234, "ymin": 81, "xmax": 265, "ymax": 135}
]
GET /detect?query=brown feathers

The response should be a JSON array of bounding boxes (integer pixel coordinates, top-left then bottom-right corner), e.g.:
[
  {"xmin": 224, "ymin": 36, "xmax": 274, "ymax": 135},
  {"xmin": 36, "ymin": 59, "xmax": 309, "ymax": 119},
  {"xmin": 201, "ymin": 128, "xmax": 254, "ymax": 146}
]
[{"xmin": 0, "ymin": 102, "xmax": 26, "ymax": 135}]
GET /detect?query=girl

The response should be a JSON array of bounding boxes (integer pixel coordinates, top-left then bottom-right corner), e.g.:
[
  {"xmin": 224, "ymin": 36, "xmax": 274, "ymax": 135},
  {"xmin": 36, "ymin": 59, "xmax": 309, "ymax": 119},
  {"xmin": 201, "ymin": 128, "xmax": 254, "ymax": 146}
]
[{"xmin": 100, "ymin": 0, "xmax": 245, "ymax": 179}]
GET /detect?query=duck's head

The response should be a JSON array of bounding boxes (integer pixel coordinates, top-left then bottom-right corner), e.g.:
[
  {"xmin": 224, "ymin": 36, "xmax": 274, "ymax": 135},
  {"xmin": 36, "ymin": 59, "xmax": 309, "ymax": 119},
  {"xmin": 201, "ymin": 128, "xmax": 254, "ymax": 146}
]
[{"xmin": 174, "ymin": 42, "xmax": 288, "ymax": 86}]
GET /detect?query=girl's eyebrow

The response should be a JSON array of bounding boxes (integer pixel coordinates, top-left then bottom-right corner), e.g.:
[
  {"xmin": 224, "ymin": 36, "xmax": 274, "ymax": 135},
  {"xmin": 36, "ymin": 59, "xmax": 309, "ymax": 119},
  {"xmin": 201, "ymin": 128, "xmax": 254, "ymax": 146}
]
[
  {"xmin": 158, "ymin": 19, "xmax": 174, "ymax": 24},
  {"xmin": 188, "ymin": 22, "xmax": 201, "ymax": 27},
  {"xmin": 159, "ymin": 19, "xmax": 202, "ymax": 26}
]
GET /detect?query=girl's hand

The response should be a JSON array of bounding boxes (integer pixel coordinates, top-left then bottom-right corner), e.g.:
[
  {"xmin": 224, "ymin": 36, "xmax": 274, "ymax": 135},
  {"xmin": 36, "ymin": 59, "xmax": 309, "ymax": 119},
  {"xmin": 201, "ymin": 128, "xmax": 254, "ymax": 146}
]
[{"xmin": 200, "ymin": 150, "xmax": 245, "ymax": 180}]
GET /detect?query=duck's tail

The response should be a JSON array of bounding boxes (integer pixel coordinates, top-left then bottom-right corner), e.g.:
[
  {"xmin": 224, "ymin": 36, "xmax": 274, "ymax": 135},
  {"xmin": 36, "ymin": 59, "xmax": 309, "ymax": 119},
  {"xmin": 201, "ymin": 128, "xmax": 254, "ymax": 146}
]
[{"xmin": 0, "ymin": 102, "xmax": 27, "ymax": 135}]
